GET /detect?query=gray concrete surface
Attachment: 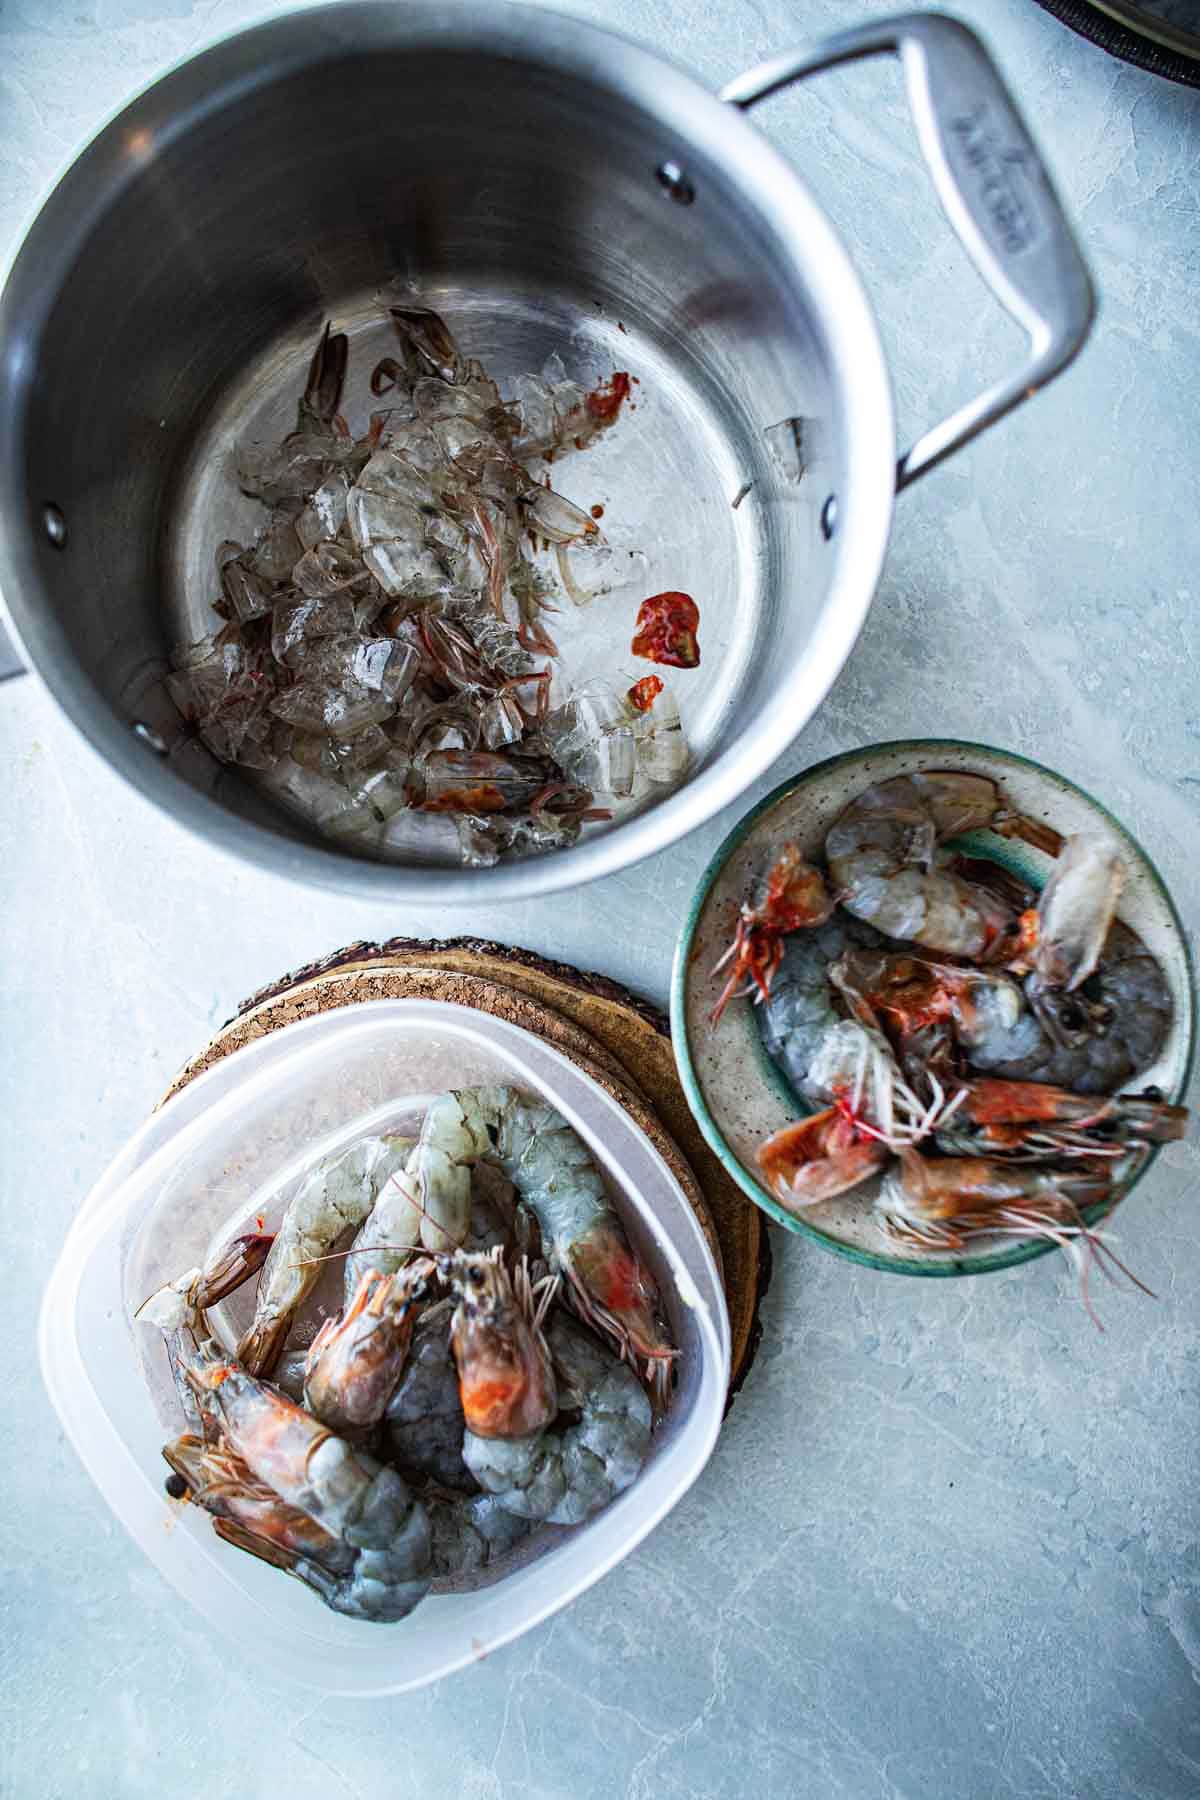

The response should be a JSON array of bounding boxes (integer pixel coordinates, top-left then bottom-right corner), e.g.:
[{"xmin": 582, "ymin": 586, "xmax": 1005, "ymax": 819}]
[{"xmin": 2, "ymin": 1, "xmax": 1199, "ymax": 1795}]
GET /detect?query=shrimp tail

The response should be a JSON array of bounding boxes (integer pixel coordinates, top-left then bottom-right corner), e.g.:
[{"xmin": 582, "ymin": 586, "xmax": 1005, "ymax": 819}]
[
  {"xmin": 212, "ymin": 1513, "xmax": 302, "ymax": 1574},
  {"xmin": 991, "ymin": 810, "xmax": 1064, "ymax": 858},
  {"xmin": 559, "ymin": 1261, "xmax": 676, "ymax": 1411},
  {"xmin": 300, "ymin": 321, "xmax": 349, "ymax": 427},
  {"xmin": 196, "ymin": 1232, "xmax": 276, "ymax": 1308},
  {"xmin": 235, "ymin": 1314, "xmax": 293, "ymax": 1381}
]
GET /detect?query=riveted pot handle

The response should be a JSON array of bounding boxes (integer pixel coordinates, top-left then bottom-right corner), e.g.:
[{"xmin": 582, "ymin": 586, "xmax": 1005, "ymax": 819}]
[{"xmin": 721, "ymin": 11, "xmax": 1095, "ymax": 490}]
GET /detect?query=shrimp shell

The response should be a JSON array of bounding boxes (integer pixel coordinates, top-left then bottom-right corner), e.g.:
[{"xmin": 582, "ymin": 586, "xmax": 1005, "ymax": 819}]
[
  {"xmin": 303, "ymin": 1261, "xmax": 432, "ymax": 1433},
  {"xmin": 385, "ymin": 1299, "xmax": 476, "ymax": 1493},
  {"xmin": 238, "ymin": 1133, "xmax": 413, "ymax": 1376},
  {"xmin": 443, "ymin": 1248, "xmax": 558, "ymax": 1440},
  {"xmin": 462, "ymin": 1314, "xmax": 651, "ymax": 1525},
  {"xmin": 184, "ymin": 1345, "xmax": 433, "ymax": 1623}
]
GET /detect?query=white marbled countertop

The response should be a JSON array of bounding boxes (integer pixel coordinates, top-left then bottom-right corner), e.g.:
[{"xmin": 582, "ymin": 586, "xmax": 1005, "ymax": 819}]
[{"xmin": 2, "ymin": 1, "xmax": 1199, "ymax": 1795}]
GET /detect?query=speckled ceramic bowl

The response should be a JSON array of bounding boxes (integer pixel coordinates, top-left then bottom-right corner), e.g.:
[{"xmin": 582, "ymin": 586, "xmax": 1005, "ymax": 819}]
[{"xmin": 671, "ymin": 740, "xmax": 1195, "ymax": 1275}]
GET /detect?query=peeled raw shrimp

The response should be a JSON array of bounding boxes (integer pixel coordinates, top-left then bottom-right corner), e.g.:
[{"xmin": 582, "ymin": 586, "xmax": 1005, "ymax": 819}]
[
  {"xmin": 303, "ymin": 1261, "xmax": 433, "ymax": 1434},
  {"xmin": 239, "ymin": 1134, "xmax": 413, "ymax": 1375},
  {"xmin": 463, "ymin": 1313, "xmax": 651, "ymax": 1524},
  {"xmin": 380, "ymin": 1085, "xmax": 676, "ymax": 1398},
  {"xmin": 757, "ymin": 916, "xmax": 887, "ymax": 1095},
  {"xmin": 441, "ymin": 1247, "xmax": 558, "ymax": 1440},
  {"xmin": 825, "ymin": 772, "xmax": 1060, "ymax": 958},
  {"xmin": 183, "ymin": 1344, "xmax": 432, "ymax": 1623}
]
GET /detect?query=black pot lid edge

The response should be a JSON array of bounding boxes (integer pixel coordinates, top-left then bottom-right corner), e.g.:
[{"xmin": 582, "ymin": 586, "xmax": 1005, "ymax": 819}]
[{"xmin": 1032, "ymin": 0, "xmax": 1200, "ymax": 85}]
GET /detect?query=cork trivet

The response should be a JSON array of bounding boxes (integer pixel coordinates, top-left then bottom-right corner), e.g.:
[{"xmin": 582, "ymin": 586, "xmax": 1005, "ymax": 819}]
[{"xmin": 165, "ymin": 941, "xmax": 770, "ymax": 1399}]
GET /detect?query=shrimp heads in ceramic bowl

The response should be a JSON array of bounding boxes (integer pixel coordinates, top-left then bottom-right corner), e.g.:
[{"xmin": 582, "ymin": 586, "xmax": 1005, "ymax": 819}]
[{"xmin": 672, "ymin": 741, "xmax": 1194, "ymax": 1303}]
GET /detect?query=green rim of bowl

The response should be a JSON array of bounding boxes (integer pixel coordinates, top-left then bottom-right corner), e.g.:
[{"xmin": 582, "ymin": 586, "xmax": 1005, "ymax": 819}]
[{"xmin": 671, "ymin": 738, "xmax": 1197, "ymax": 1277}]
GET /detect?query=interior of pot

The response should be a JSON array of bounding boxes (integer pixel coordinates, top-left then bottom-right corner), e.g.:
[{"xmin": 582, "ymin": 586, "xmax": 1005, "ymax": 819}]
[{"xmin": 0, "ymin": 4, "xmax": 893, "ymax": 892}]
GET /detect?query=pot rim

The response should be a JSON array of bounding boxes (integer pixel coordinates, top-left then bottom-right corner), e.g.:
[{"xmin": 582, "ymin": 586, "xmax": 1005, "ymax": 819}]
[{"xmin": 0, "ymin": 0, "xmax": 895, "ymax": 902}]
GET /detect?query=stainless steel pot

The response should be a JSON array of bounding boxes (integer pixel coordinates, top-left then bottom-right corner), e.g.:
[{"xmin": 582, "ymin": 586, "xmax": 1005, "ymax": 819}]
[{"xmin": 0, "ymin": 5, "xmax": 1093, "ymax": 901}]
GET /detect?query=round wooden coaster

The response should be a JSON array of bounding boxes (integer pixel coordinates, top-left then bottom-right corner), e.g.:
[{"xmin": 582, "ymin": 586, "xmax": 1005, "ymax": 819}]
[{"xmin": 166, "ymin": 941, "xmax": 770, "ymax": 1398}]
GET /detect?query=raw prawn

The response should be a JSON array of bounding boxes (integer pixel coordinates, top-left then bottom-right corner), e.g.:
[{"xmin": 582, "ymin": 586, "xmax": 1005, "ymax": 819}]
[
  {"xmin": 981, "ymin": 834, "xmax": 1173, "ymax": 1090},
  {"xmin": 137, "ymin": 1232, "xmax": 275, "ymax": 1433},
  {"xmin": 426, "ymin": 1491, "xmax": 534, "ymax": 1577},
  {"xmin": 950, "ymin": 1078, "xmax": 1186, "ymax": 1136},
  {"xmin": 239, "ymin": 1134, "xmax": 413, "ymax": 1375},
  {"xmin": 932, "ymin": 1078, "xmax": 1187, "ymax": 1160},
  {"xmin": 183, "ymin": 1343, "xmax": 432, "ymax": 1622},
  {"xmin": 878, "ymin": 1147, "xmax": 1153, "ymax": 1327},
  {"xmin": 803, "ymin": 1019, "xmax": 955, "ymax": 1143},
  {"xmin": 303, "ymin": 1261, "xmax": 433, "ymax": 1434},
  {"xmin": 757, "ymin": 916, "xmax": 884, "ymax": 1094},
  {"xmin": 385, "ymin": 1298, "xmax": 476, "ymax": 1492},
  {"xmin": 711, "ymin": 844, "xmax": 835, "ymax": 1021},
  {"xmin": 441, "ymin": 1247, "xmax": 558, "ymax": 1439},
  {"xmin": 977, "ymin": 919, "xmax": 1174, "ymax": 1094},
  {"xmin": 344, "ymin": 1097, "xmax": 487, "ymax": 1282},
  {"xmin": 463, "ymin": 1313, "xmax": 651, "ymax": 1525},
  {"xmin": 882, "ymin": 1148, "xmax": 1113, "ymax": 1229},
  {"xmin": 833, "ymin": 912, "xmax": 1173, "ymax": 1099},
  {"xmin": 162, "ymin": 1434, "xmax": 355, "ymax": 1573},
  {"xmin": 830, "ymin": 948, "xmax": 1043, "ymax": 1083},
  {"xmin": 378, "ymin": 1085, "xmax": 676, "ymax": 1398},
  {"xmin": 825, "ymin": 771, "xmax": 1060, "ymax": 958}
]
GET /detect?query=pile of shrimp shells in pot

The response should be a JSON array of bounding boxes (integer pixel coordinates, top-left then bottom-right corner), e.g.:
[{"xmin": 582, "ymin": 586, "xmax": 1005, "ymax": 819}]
[
  {"xmin": 137, "ymin": 1084, "xmax": 677, "ymax": 1624},
  {"xmin": 166, "ymin": 306, "xmax": 694, "ymax": 865},
  {"xmin": 711, "ymin": 770, "xmax": 1190, "ymax": 1311}
]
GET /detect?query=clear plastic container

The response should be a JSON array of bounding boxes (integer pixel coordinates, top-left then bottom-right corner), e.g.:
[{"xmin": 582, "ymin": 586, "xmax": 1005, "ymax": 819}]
[{"xmin": 39, "ymin": 1001, "xmax": 729, "ymax": 1694}]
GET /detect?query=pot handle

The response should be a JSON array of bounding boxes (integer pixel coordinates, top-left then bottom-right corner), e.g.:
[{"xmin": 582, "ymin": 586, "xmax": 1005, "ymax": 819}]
[{"xmin": 721, "ymin": 11, "xmax": 1095, "ymax": 490}]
